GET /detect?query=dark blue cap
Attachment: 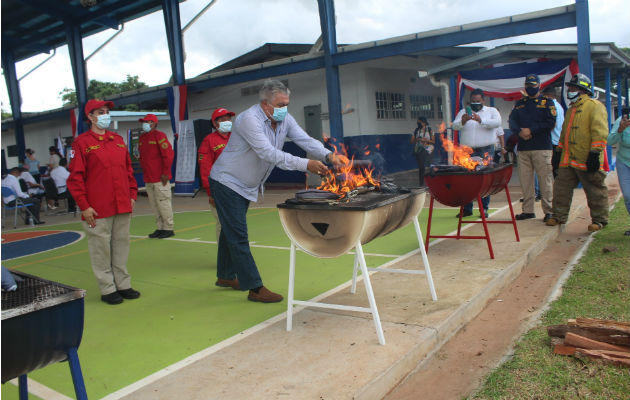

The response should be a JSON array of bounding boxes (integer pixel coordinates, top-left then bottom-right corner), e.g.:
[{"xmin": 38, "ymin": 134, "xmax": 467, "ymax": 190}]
[{"xmin": 525, "ymin": 73, "xmax": 540, "ymax": 85}]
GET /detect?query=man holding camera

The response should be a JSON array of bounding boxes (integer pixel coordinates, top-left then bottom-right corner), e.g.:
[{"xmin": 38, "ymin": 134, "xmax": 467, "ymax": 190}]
[{"xmin": 546, "ymin": 73, "xmax": 609, "ymax": 232}]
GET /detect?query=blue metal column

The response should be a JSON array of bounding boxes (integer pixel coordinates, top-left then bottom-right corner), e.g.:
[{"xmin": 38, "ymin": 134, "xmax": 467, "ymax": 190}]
[
  {"xmin": 1, "ymin": 50, "xmax": 26, "ymax": 161},
  {"xmin": 605, "ymin": 68, "xmax": 611, "ymax": 127},
  {"xmin": 450, "ymin": 75, "xmax": 457, "ymax": 121},
  {"xmin": 162, "ymin": 0, "xmax": 186, "ymax": 85},
  {"xmin": 575, "ymin": 0, "xmax": 593, "ymax": 81},
  {"xmin": 66, "ymin": 24, "xmax": 88, "ymax": 134},
  {"xmin": 317, "ymin": 0, "xmax": 344, "ymax": 143}
]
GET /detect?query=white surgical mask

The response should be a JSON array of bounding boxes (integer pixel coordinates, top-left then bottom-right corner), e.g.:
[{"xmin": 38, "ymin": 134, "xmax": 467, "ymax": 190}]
[
  {"xmin": 96, "ymin": 114, "xmax": 111, "ymax": 129},
  {"xmin": 142, "ymin": 123, "xmax": 152, "ymax": 132},
  {"xmin": 218, "ymin": 121, "xmax": 232, "ymax": 133},
  {"xmin": 567, "ymin": 91, "xmax": 580, "ymax": 103}
]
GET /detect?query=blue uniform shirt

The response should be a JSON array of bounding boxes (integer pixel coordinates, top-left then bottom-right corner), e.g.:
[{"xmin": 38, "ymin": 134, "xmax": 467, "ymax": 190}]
[{"xmin": 508, "ymin": 95, "xmax": 557, "ymax": 151}]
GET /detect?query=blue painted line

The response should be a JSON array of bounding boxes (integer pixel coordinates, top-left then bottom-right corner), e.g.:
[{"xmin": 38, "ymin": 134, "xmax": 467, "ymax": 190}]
[{"xmin": 1, "ymin": 231, "xmax": 82, "ymax": 260}]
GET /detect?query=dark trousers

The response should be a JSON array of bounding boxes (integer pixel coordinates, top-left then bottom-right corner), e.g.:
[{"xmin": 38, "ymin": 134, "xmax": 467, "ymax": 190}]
[
  {"xmin": 209, "ymin": 178, "xmax": 263, "ymax": 291},
  {"xmin": 551, "ymin": 145, "xmax": 561, "ymax": 178},
  {"xmin": 414, "ymin": 149, "xmax": 430, "ymax": 186},
  {"xmin": 8, "ymin": 197, "xmax": 41, "ymax": 223},
  {"xmin": 58, "ymin": 190, "xmax": 77, "ymax": 212},
  {"xmin": 463, "ymin": 144, "xmax": 494, "ymax": 214}
]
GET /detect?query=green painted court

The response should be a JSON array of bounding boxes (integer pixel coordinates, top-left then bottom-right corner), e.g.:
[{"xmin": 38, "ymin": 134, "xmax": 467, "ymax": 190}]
[{"xmin": 2, "ymin": 206, "xmax": 473, "ymax": 399}]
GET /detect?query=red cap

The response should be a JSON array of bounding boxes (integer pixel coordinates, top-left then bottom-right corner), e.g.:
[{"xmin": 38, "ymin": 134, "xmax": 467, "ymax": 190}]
[
  {"xmin": 85, "ymin": 99, "xmax": 114, "ymax": 116},
  {"xmin": 211, "ymin": 108, "xmax": 235, "ymax": 121},
  {"xmin": 138, "ymin": 113, "xmax": 158, "ymax": 123}
]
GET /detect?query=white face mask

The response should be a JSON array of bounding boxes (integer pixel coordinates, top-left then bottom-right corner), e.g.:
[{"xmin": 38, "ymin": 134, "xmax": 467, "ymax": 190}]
[
  {"xmin": 218, "ymin": 121, "xmax": 232, "ymax": 133},
  {"xmin": 142, "ymin": 123, "xmax": 152, "ymax": 132},
  {"xmin": 96, "ymin": 114, "xmax": 111, "ymax": 129},
  {"xmin": 567, "ymin": 91, "xmax": 580, "ymax": 102}
]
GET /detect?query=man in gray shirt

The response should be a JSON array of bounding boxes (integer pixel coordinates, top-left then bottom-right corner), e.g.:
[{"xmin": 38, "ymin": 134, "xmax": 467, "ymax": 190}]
[{"xmin": 210, "ymin": 79, "xmax": 344, "ymax": 303}]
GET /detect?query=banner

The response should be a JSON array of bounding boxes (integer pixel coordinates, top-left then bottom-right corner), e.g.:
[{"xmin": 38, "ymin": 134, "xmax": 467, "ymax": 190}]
[
  {"xmin": 166, "ymin": 85, "xmax": 188, "ymax": 134},
  {"xmin": 70, "ymin": 108, "xmax": 79, "ymax": 137},
  {"xmin": 174, "ymin": 120, "xmax": 196, "ymax": 196},
  {"xmin": 456, "ymin": 58, "xmax": 579, "ymax": 115}
]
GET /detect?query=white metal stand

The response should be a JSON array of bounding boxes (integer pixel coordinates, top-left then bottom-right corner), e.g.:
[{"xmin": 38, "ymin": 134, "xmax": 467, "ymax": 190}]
[{"xmin": 286, "ymin": 215, "xmax": 437, "ymax": 345}]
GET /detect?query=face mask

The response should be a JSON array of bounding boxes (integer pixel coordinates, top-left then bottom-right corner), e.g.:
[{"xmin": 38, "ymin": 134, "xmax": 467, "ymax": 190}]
[
  {"xmin": 218, "ymin": 121, "xmax": 232, "ymax": 133},
  {"xmin": 142, "ymin": 123, "xmax": 152, "ymax": 132},
  {"xmin": 525, "ymin": 86, "xmax": 539, "ymax": 97},
  {"xmin": 96, "ymin": 114, "xmax": 111, "ymax": 129},
  {"xmin": 271, "ymin": 105, "xmax": 288, "ymax": 121},
  {"xmin": 567, "ymin": 91, "xmax": 580, "ymax": 102},
  {"xmin": 470, "ymin": 103, "xmax": 483, "ymax": 112}
]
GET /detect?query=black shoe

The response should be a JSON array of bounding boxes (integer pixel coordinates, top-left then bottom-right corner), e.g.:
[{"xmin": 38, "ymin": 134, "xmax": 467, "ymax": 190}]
[
  {"xmin": 481, "ymin": 210, "xmax": 489, "ymax": 218},
  {"xmin": 624, "ymin": 230, "xmax": 630, "ymax": 236},
  {"xmin": 158, "ymin": 230, "xmax": 175, "ymax": 239},
  {"xmin": 101, "ymin": 292, "xmax": 124, "ymax": 305},
  {"xmin": 516, "ymin": 213, "xmax": 536, "ymax": 220},
  {"xmin": 118, "ymin": 288, "xmax": 141, "ymax": 299},
  {"xmin": 34, "ymin": 220, "xmax": 45, "ymax": 225},
  {"xmin": 535, "ymin": 195, "xmax": 541, "ymax": 202},
  {"xmin": 148, "ymin": 230, "xmax": 163, "ymax": 238},
  {"xmin": 543, "ymin": 214, "xmax": 553, "ymax": 222},
  {"xmin": 519, "ymin": 198, "xmax": 524, "ymax": 202},
  {"xmin": 455, "ymin": 211, "xmax": 473, "ymax": 218}
]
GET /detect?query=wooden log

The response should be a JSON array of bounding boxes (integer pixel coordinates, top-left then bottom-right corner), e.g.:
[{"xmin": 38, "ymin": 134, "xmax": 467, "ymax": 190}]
[
  {"xmin": 553, "ymin": 344, "xmax": 576, "ymax": 355},
  {"xmin": 568, "ymin": 318, "xmax": 630, "ymax": 333},
  {"xmin": 547, "ymin": 324, "xmax": 630, "ymax": 347},
  {"xmin": 564, "ymin": 332, "xmax": 630, "ymax": 352},
  {"xmin": 575, "ymin": 349, "xmax": 630, "ymax": 367}
]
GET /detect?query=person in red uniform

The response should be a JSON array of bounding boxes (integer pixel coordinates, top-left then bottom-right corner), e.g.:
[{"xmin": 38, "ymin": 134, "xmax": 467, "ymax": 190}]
[
  {"xmin": 67, "ymin": 99, "xmax": 140, "ymax": 305},
  {"xmin": 138, "ymin": 113, "xmax": 175, "ymax": 239},
  {"xmin": 198, "ymin": 107, "xmax": 235, "ymax": 241}
]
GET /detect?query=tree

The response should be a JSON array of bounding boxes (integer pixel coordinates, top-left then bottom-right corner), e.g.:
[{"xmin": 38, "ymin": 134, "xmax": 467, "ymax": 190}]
[{"xmin": 59, "ymin": 74, "xmax": 148, "ymax": 110}]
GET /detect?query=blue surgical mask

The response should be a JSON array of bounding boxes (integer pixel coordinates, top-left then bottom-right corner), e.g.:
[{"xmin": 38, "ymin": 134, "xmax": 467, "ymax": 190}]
[
  {"xmin": 567, "ymin": 91, "xmax": 580, "ymax": 102},
  {"xmin": 142, "ymin": 123, "xmax": 152, "ymax": 132},
  {"xmin": 272, "ymin": 106, "xmax": 288, "ymax": 122},
  {"xmin": 96, "ymin": 114, "xmax": 111, "ymax": 129},
  {"xmin": 218, "ymin": 121, "xmax": 232, "ymax": 133}
]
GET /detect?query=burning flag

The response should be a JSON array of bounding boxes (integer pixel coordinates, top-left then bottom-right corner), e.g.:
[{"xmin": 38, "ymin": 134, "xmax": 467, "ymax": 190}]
[
  {"xmin": 440, "ymin": 137, "xmax": 492, "ymax": 171},
  {"xmin": 316, "ymin": 140, "xmax": 379, "ymax": 198}
]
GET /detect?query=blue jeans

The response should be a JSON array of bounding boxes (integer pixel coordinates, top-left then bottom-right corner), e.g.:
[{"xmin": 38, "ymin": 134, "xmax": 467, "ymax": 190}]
[
  {"xmin": 617, "ymin": 161, "xmax": 630, "ymax": 216},
  {"xmin": 209, "ymin": 178, "xmax": 263, "ymax": 291},
  {"xmin": 463, "ymin": 144, "xmax": 494, "ymax": 214}
]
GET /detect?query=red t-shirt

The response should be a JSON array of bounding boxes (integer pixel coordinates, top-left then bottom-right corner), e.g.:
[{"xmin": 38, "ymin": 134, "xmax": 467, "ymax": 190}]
[
  {"xmin": 138, "ymin": 130, "xmax": 174, "ymax": 183},
  {"xmin": 198, "ymin": 131, "xmax": 230, "ymax": 196},
  {"xmin": 68, "ymin": 130, "xmax": 138, "ymax": 219}
]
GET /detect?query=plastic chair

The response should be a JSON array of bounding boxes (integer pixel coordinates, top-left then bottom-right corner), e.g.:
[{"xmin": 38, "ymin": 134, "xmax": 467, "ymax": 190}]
[
  {"xmin": 1, "ymin": 186, "xmax": 37, "ymax": 228},
  {"xmin": 42, "ymin": 178, "xmax": 70, "ymax": 215}
]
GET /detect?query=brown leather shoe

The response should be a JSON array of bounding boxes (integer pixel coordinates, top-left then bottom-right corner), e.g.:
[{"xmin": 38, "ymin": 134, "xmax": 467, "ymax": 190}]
[
  {"xmin": 248, "ymin": 286, "xmax": 283, "ymax": 303},
  {"xmin": 587, "ymin": 222, "xmax": 605, "ymax": 232},
  {"xmin": 545, "ymin": 217, "xmax": 560, "ymax": 226},
  {"xmin": 215, "ymin": 278, "xmax": 240, "ymax": 290}
]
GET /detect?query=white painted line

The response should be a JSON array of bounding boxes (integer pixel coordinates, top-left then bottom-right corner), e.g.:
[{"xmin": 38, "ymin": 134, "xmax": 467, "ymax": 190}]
[{"xmin": 10, "ymin": 377, "xmax": 73, "ymax": 400}]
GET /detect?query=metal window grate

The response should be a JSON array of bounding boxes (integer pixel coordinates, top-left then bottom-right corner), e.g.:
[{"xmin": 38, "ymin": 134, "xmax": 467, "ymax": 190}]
[{"xmin": 375, "ymin": 91, "xmax": 406, "ymax": 120}]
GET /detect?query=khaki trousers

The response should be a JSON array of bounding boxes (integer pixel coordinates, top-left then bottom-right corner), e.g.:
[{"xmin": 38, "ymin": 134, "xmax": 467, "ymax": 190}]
[
  {"xmin": 552, "ymin": 168, "xmax": 609, "ymax": 224},
  {"xmin": 146, "ymin": 182, "xmax": 174, "ymax": 230},
  {"xmin": 518, "ymin": 150, "xmax": 553, "ymax": 214},
  {"xmin": 83, "ymin": 213, "xmax": 132, "ymax": 295},
  {"xmin": 211, "ymin": 205, "xmax": 222, "ymax": 241}
]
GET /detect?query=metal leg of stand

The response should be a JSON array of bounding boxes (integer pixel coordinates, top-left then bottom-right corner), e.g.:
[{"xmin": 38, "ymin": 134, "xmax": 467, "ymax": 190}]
[
  {"xmin": 503, "ymin": 184, "xmax": 520, "ymax": 241},
  {"xmin": 355, "ymin": 241, "xmax": 385, "ymax": 345},
  {"xmin": 350, "ymin": 253, "xmax": 359, "ymax": 294},
  {"xmin": 477, "ymin": 195, "xmax": 494, "ymax": 259},
  {"xmin": 18, "ymin": 375, "xmax": 28, "ymax": 400},
  {"xmin": 286, "ymin": 241, "xmax": 296, "ymax": 331},
  {"xmin": 413, "ymin": 216, "xmax": 438, "ymax": 301},
  {"xmin": 67, "ymin": 347, "xmax": 87, "ymax": 400},
  {"xmin": 425, "ymin": 195, "xmax": 435, "ymax": 252}
]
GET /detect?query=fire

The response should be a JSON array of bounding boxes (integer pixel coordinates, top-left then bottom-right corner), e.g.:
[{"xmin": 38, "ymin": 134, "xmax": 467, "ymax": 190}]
[
  {"xmin": 316, "ymin": 140, "xmax": 380, "ymax": 197},
  {"xmin": 441, "ymin": 137, "xmax": 492, "ymax": 170},
  {"xmin": 438, "ymin": 121, "xmax": 446, "ymax": 134}
]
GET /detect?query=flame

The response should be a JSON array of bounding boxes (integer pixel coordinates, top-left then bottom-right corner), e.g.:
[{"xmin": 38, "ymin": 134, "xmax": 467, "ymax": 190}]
[
  {"xmin": 441, "ymin": 137, "xmax": 492, "ymax": 171},
  {"xmin": 438, "ymin": 121, "xmax": 446, "ymax": 134},
  {"xmin": 316, "ymin": 142, "xmax": 380, "ymax": 197}
]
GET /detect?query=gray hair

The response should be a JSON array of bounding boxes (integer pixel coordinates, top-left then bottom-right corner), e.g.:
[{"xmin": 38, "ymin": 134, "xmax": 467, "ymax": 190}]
[{"xmin": 259, "ymin": 79, "xmax": 291, "ymax": 102}]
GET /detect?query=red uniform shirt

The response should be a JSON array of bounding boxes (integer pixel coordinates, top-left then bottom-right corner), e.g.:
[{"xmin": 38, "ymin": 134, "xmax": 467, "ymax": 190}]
[
  {"xmin": 68, "ymin": 130, "xmax": 138, "ymax": 219},
  {"xmin": 198, "ymin": 131, "xmax": 230, "ymax": 196},
  {"xmin": 138, "ymin": 130, "xmax": 174, "ymax": 183}
]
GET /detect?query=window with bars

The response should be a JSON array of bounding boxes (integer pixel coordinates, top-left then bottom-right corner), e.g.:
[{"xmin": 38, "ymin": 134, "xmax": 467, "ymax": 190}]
[
  {"xmin": 410, "ymin": 95, "xmax": 434, "ymax": 119},
  {"xmin": 375, "ymin": 91, "xmax": 406, "ymax": 119},
  {"xmin": 437, "ymin": 96, "xmax": 443, "ymax": 120}
]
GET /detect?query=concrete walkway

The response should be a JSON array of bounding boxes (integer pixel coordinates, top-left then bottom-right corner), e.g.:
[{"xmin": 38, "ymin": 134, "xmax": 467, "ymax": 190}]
[{"xmin": 36, "ymin": 169, "xmax": 612, "ymax": 400}]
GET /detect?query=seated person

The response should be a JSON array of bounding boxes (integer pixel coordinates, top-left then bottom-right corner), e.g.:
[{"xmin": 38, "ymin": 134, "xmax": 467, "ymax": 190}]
[
  {"xmin": 2, "ymin": 167, "xmax": 44, "ymax": 224},
  {"xmin": 50, "ymin": 159, "xmax": 76, "ymax": 212},
  {"xmin": 20, "ymin": 167, "xmax": 45, "ymax": 199}
]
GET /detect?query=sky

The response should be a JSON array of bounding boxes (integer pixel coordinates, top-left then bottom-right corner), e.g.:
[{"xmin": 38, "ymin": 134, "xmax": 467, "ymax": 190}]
[{"xmin": 2, "ymin": 0, "xmax": 629, "ymax": 113}]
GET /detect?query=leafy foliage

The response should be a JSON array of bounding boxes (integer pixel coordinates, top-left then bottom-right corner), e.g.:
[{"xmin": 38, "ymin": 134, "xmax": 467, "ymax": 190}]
[{"xmin": 59, "ymin": 75, "xmax": 147, "ymax": 110}]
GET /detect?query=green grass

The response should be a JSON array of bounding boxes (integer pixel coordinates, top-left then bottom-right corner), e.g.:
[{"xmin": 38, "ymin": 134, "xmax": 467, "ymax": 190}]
[
  {"xmin": 1, "ymin": 206, "xmax": 464, "ymax": 399},
  {"xmin": 470, "ymin": 200, "xmax": 630, "ymax": 400}
]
